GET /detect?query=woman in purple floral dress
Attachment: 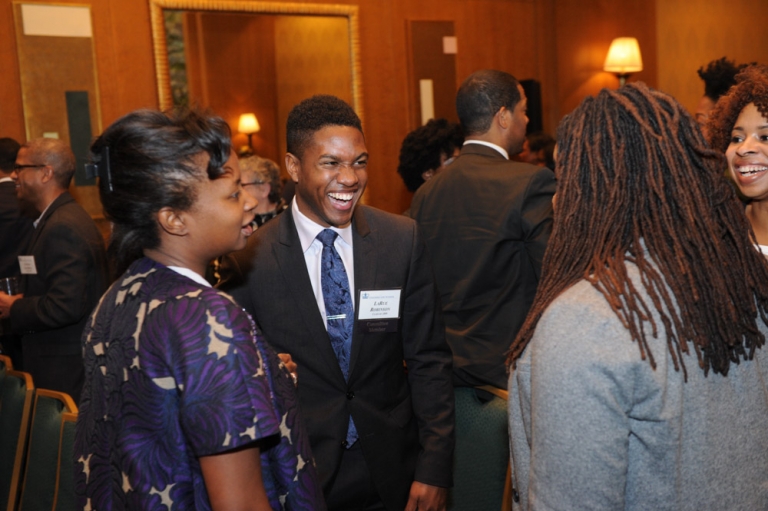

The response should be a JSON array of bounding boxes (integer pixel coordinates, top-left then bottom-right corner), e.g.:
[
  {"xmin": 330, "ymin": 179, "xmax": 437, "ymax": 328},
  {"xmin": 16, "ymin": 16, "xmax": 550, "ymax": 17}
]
[{"xmin": 74, "ymin": 109, "xmax": 325, "ymax": 510}]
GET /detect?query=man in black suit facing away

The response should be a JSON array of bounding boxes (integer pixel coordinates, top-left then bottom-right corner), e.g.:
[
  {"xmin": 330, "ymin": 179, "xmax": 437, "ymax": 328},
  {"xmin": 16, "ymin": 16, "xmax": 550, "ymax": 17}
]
[
  {"xmin": 0, "ymin": 137, "xmax": 35, "ymax": 278},
  {"xmin": 0, "ymin": 137, "xmax": 35, "ymax": 367},
  {"xmin": 410, "ymin": 69, "xmax": 556, "ymax": 391},
  {"xmin": 0, "ymin": 138, "xmax": 108, "ymax": 402},
  {"xmin": 230, "ymin": 95, "xmax": 455, "ymax": 511}
]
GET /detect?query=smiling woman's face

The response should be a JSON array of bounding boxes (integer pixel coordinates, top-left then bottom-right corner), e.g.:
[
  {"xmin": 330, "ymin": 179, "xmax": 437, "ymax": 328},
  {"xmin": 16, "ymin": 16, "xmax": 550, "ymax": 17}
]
[{"xmin": 726, "ymin": 102, "xmax": 768, "ymax": 202}]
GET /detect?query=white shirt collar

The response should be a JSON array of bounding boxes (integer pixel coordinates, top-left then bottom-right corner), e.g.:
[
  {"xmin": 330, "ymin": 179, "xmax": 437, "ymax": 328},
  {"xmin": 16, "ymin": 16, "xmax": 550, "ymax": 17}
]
[
  {"xmin": 33, "ymin": 201, "xmax": 53, "ymax": 229},
  {"xmin": 167, "ymin": 266, "xmax": 212, "ymax": 287},
  {"xmin": 292, "ymin": 198, "xmax": 354, "ymax": 252},
  {"xmin": 463, "ymin": 140, "xmax": 509, "ymax": 160}
]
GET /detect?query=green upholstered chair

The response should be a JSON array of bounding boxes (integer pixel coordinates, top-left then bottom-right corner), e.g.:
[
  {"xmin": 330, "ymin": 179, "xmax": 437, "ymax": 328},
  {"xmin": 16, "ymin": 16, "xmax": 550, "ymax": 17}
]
[
  {"xmin": 0, "ymin": 370, "xmax": 34, "ymax": 511},
  {"xmin": 17, "ymin": 389, "xmax": 78, "ymax": 511},
  {"xmin": 448, "ymin": 386, "xmax": 511, "ymax": 511},
  {"xmin": 52, "ymin": 412, "xmax": 77, "ymax": 511}
]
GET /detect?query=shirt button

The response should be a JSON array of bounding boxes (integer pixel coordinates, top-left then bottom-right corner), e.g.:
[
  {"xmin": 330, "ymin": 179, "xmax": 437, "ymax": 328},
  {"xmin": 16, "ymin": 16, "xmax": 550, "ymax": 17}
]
[
  {"xmin": 346, "ymin": 391, "xmax": 355, "ymax": 400},
  {"xmin": 341, "ymin": 440, "xmax": 348, "ymax": 448}
]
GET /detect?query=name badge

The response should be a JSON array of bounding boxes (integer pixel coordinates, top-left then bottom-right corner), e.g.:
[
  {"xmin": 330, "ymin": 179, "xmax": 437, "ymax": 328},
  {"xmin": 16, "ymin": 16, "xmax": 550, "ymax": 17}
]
[
  {"xmin": 18, "ymin": 255, "xmax": 37, "ymax": 275},
  {"xmin": 358, "ymin": 289, "xmax": 401, "ymax": 333}
]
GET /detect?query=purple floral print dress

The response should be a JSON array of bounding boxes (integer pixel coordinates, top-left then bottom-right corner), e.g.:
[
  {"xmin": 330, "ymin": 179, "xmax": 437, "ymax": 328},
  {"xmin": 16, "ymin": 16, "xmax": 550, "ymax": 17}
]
[{"xmin": 74, "ymin": 257, "xmax": 325, "ymax": 510}]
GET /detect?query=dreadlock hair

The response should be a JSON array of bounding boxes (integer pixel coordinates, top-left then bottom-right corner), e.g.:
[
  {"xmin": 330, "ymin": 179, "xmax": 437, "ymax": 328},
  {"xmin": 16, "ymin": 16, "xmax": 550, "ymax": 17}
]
[
  {"xmin": 507, "ymin": 82, "xmax": 768, "ymax": 378},
  {"xmin": 697, "ymin": 57, "xmax": 752, "ymax": 102},
  {"xmin": 707, "ymin": 65, "xmax": 768, "ymax": 152},
  {"xmin": 397, "ymin": 118, "xmax": 464, "ymax": 192}
]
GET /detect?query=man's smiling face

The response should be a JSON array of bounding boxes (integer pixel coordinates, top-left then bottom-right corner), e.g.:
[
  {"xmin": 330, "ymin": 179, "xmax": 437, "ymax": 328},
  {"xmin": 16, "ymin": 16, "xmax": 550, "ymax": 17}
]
[{"xmin": 287, "ymin": 125, "xmax": 368, "ymax": 228}]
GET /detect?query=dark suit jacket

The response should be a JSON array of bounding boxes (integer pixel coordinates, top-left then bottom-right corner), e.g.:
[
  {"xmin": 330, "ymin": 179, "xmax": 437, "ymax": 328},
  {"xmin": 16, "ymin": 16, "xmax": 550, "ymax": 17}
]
[
  {"xmin": 230, "ymin": 204, "xmax": 455, "ymax": 510},
  {"xmin": 10, "ymin": 192, "xmax": 109, "ymax": 401},
  {"xmin": 0, "ymin": 179, "xmax": 35, "ymax": 278},
  {"xmin": 410, "ymin": 143, "xmax": 556, "ymax": 389}
]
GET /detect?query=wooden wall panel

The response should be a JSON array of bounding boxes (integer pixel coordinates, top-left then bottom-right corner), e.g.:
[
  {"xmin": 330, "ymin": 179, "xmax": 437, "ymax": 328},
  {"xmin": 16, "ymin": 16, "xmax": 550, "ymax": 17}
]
[
  {"xmin": 0, "ymin": 2, "xmax": 25, "ymax": 142},
  {"xmin": 187, "ymin": 12, "xmax": 281, "ymax": 163},
  {"xmin": 0, "ymin": 0, "xmax": 668, "ymax": 214},
  {"xmin": 274, "ymin": 15, "xmax": 352, "ymax": 163},
  {"xmin": 553, "ymin": 0, "xmax": 657, "ymax": 119},
  {"xmin": 656, "ymin": 0, "xmax": 768, "ymax": 116}
]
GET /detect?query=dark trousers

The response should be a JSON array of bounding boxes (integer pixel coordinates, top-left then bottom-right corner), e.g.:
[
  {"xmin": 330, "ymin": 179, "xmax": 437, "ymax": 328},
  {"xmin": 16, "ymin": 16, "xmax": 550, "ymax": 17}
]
[{"xmin": 326, "ymin": 442, "xmax": 386, "ymax": 511}]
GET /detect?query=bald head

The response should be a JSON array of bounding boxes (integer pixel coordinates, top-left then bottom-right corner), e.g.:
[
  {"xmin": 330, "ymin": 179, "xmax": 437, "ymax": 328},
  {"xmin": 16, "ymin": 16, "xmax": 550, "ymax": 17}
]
[{"xmin": 23, "ymin": 138, "xmax": 76, "ymax": 189}]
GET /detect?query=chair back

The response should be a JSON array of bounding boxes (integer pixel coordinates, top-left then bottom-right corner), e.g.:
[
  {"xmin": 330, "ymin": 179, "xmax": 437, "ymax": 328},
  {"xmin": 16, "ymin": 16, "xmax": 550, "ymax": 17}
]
[
  {"xmin": 52, "ymin": 412, "xmax": 77, "ymax": 511},
  {"xmin": 0, "ymin": 370, "xmax": 34, "ymax": 511},
  {"xmin": 448, "ymin": 386, "xmax": 510, "ymax": 511},
  {"xmin": 17, "ymin": 389, "xmax": 78, "ymax": 511},
  {"xmin": 0, "ymin": 353, "xmax": 12, "ymax": 373}
]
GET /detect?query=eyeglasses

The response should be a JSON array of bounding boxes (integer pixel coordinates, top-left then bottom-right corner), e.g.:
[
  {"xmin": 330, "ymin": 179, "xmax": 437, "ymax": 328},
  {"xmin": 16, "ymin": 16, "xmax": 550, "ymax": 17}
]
[{"xmin": 13, "ymin": 164, "xmax": 46, "ymax": 172}]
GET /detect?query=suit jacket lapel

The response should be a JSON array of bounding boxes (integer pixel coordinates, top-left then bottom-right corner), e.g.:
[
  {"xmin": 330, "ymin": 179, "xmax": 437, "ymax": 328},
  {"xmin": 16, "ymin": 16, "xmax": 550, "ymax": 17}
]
[
  {"xmin": 349, "ymin": 206, "xmax": 376, "ymax": 378},
  {"xmin": 275, "ymin": 207, "xmax": 346, "ymax": 382}
]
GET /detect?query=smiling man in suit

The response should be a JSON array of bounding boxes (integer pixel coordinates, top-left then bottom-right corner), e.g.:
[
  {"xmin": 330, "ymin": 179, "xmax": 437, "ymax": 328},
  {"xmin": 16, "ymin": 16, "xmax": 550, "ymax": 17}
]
[
  {"xmin": 0, "ymin": 138, "xmax": 108, "ymax": 402},
  {"xmin": 230, "ymin": 95, "xmax": 455, "ymax": 511}
]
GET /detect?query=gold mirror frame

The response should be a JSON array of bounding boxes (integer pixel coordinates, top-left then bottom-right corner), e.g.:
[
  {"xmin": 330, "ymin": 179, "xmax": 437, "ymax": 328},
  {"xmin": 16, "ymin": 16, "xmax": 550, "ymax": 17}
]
[{"xmin": 148, "ymin": 0, "xmax": 364, "ymax": 122}]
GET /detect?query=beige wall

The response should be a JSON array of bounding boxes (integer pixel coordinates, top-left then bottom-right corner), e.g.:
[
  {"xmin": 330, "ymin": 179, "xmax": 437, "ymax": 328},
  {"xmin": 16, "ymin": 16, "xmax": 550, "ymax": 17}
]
[{"xmin": 656, "ymin": 0, "xmax": 768, "ymax": 116}]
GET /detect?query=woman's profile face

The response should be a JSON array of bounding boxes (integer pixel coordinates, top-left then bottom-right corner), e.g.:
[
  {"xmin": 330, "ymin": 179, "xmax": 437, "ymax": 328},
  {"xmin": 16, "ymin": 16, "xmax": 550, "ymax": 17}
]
[
  {"xmin": 726, "ymin": 102, "xmax": 768, "ymax": 202},
  {"xmin": 185, "ymin": 150, "xmax": 257, "ymax": 259}
]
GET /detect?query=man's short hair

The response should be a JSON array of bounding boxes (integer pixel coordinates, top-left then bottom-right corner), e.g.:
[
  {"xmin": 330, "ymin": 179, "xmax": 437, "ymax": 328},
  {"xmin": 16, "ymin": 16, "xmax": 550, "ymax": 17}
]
[
  {"xmin": 240, "ymin": 155, "xmax": 283, "ymax": 204},
  {"xmin": 0, "ymin": 137, "xmax": 21, "ymax": 172},
  {"xmin": 23, "ymin": 138, "xmax": 76, "ymax": 189},
  {"xmin": 286, "ymin": 95, "xmax": 363, "ymax": 158},
  {"xmin": 456, "ymin": 70, "xmax": 521, "ymax": 136}
]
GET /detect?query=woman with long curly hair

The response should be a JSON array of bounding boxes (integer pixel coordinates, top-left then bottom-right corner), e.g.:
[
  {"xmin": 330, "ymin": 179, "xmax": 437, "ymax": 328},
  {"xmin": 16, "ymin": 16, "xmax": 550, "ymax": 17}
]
[
  {"xmin": 507, "ymin": 83, "xmax": 768, "ymax": 510},
  {"xmin": 708, "ymin": 65, "xmax": 768, "ymax": 255}
]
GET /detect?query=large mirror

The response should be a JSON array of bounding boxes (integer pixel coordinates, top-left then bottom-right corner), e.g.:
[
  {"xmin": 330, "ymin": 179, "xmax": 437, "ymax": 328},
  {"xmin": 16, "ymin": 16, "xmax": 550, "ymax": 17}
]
[{"xmin": 149, "ymin": 0, "xmax": 363, "ymax": 165}]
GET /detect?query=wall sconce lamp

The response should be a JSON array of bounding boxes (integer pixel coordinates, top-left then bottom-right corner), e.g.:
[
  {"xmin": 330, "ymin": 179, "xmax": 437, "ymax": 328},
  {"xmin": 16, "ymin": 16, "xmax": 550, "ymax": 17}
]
[
  {"xmin": 603, "ymin": 37, "xmax": 643, "ymax": 87},
  {"xmin": 238, "ymin": 113, "xmax": 261, "ymax": 150}
]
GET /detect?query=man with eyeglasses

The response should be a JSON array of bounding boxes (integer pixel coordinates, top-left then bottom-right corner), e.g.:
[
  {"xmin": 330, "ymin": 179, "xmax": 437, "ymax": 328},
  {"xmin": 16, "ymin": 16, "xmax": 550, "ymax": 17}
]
[
  {"xmin": 0, "ymin": 138, "xmax": 108, "ymax": 403},
  {"xmin": 214, "ymin": 155, "xmax": 288, "ymax": 290}
]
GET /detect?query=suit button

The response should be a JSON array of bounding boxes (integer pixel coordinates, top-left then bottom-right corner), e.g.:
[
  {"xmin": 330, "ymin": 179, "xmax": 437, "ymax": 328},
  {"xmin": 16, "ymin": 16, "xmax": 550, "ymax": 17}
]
[
  {"xmin": 346, "ymin": 391, "xmax": 354, "ymax": 400},
  {"xmin": 341, "ymin": 440, "xmax": 348, "ymax": 448},
  {"xmin": 513, "ymin": 489, "xmax": 519, "ymax": 503}
]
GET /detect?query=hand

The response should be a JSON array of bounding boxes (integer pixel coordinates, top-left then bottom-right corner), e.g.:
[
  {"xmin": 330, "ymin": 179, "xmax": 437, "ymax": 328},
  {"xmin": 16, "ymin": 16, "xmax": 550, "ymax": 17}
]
[
  {"xmin": 404, "ymin": 482, "xmax": 447, "ymax": 511},
  {"xmin": 278, "ymin": 353, "xmax": 298, "ymax": 386},
  {"xmin": 0, "ymin": 292, "xmax": 22, "ymax": 318}
]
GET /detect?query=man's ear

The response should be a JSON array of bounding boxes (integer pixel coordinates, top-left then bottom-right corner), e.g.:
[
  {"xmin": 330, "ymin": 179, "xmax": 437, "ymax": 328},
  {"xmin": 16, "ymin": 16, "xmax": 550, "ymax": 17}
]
[
  {"xmin": 39, "ymin": 165, "xmax": 55, "ymax": 184},
  {"xmin": 285, "ymin": 153, "xmax": 301, "ymax": 183},
  {"xmin": 496, "ymin": 107, "xmax": 510, "ymax": 130},
  {"xmin": 156, "ymin": 206, "xmax": 188, "ymax": 237}
]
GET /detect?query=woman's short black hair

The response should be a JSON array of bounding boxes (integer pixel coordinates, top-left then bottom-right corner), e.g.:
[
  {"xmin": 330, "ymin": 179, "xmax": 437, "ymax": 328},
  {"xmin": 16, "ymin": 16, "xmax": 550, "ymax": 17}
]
[
  {"xmin": 697, "ymin": 57, "xmax": 752, "ymax": 102},
  {"xmin": 90, "ymin": 108, "xmax": 231, "ymax": 275},
  {"xmin": 397, "ymin": 119, "xmax": 463, "ymax": 192}
]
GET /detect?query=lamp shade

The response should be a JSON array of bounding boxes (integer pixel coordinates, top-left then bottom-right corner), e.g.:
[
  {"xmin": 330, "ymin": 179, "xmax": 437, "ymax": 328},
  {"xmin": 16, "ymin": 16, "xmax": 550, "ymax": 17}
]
[
  {"xmin": 238, "ymin": 113, "xmax": 260, "ymax": 134},
  {"xmin": 603, "ymin": 37, "xmax": 643, "ymax": 74}
]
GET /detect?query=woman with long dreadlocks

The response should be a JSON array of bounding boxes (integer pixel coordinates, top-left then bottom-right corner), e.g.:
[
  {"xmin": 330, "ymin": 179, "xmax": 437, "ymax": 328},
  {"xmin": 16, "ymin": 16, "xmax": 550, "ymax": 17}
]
[
  {"xmin": 507, "ymin": 83, "xmax": 768, "ymax": 510},
  {"xmin": 708, "ymin": 65, "xmax": 768, "ymax": 255}
]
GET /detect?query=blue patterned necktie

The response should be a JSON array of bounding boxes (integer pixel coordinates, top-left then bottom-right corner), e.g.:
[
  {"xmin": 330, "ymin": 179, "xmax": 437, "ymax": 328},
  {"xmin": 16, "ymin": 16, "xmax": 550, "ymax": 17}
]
[{"xmin": 316, "ymin": 229, "xmax": 358, "ymax": 447}]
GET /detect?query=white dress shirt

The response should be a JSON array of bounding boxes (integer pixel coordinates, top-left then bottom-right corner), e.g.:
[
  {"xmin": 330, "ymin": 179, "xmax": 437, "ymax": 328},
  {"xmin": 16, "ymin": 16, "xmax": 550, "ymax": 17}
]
[
  {"xmin": 291, "ymin": 198, "xmax": 355, "ymax": 328},
  {"xmin": 463, "ymin": 140, "xmax": 509, "ymax": 159}
]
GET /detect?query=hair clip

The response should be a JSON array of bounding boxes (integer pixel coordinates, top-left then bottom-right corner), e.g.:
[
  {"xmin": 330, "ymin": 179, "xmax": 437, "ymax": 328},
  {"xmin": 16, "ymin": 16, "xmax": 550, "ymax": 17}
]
[{"xmin": 85, "ymin": 146, "xmax": 113, "ymax": 192}]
